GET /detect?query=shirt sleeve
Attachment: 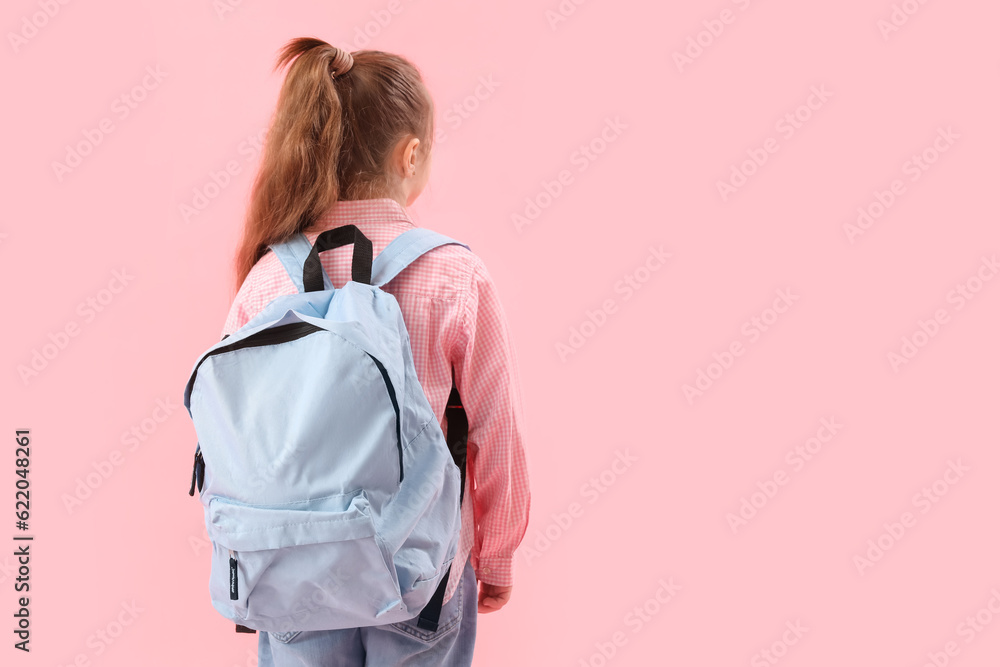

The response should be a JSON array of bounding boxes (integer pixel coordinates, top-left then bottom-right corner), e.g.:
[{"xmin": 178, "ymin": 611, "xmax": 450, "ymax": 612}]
[
  {"xmin": 452, "ymin": 254, "xmax": 531, "ymax": 587},
  {"xmin": 220, "ymin": 269, "xmax": 258, "ymax": 340}
]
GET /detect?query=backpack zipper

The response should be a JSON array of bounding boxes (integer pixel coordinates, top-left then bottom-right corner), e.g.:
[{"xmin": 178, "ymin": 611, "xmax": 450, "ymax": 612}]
[
  {"xmin": 365, "ymin": 352, "xmax": 403, "ymax": 484},
  {"xmin": 186, "ymin": 322, "xmax": 324, "ymax": 399},
  {"xmin": 188, "ymin": 321, "xmax": 403, "ymax": 484}
]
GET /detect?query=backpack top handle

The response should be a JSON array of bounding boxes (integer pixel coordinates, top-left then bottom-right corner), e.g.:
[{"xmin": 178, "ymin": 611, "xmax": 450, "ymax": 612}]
[{"xmin": 303, "ymin": 224, "xmax": 373, "ymax": 291}]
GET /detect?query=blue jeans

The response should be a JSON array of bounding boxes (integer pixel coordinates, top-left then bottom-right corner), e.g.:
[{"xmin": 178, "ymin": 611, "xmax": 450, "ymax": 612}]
[{"xmin": 258, "ymin": 555, "xmax": 477, "ymax": 666}]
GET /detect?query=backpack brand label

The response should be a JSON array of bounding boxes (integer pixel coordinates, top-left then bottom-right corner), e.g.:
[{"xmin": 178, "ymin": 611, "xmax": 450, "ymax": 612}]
[{"xmin": 229, "ymin": 552, "xmax": 239, "ymax": 600}]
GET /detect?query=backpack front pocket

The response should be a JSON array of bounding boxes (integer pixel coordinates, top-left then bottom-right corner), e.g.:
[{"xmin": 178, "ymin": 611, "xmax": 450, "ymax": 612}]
[{"xmin": 206, "ymin": 488, "xmax": 406, "ymax": 633}]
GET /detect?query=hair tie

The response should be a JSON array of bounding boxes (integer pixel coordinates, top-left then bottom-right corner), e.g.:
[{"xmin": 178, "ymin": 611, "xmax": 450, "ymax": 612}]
[{"xmin": 330, "ymin": 48, "xmax": 354, "ymax": 80}]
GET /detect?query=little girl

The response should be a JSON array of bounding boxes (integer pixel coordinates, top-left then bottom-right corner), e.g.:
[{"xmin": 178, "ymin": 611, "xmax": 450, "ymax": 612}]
[{"xmin": 218, "ymin": 37, "xmax": 530, "ymax": 666}]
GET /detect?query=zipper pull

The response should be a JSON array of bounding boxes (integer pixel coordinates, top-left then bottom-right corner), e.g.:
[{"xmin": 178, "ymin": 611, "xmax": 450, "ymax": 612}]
[
  {"xmin": 189, "ymin": 449, "xmax": 200, "ymax": 496},
  {"xmin": 195, "ymin": 451, "xmax": 205, "ymax": 494},
  {"xmin": 188, "ymin": 449, "xmax": 205, "ymax": 496},
  {"xmin": 229, "ymin": 549, "xmax": 239, "ymax": 600}
]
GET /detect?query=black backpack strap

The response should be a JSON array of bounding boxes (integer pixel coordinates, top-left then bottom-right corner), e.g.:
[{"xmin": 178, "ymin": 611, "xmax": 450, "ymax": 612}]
[
  {"xmin": 444, "ymin": 367, "xmax": 468, "ymax": 505},
  {"xmin": 417, "ymin": 368, "xmax": 469, "ymax": 631},
  {"xmin": 416, "ymin": 562, "xmax": 452, "ymax": 630}
]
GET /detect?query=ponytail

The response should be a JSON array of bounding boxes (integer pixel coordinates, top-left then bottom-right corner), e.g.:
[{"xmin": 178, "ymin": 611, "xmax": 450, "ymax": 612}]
[{"xmin": 232, "ymin": 37, "xmax": 433, "ymax": 294}]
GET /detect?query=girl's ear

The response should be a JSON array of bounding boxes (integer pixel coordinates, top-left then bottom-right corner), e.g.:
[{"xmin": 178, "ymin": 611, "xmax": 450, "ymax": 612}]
[{"xmin": 401, "ymin": 136, "xmax": 421, "ymax": 177}]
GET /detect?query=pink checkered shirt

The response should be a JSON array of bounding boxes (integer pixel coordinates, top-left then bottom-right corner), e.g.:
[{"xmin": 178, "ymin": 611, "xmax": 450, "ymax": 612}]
[{"xmin": 220, "ymin": 198, "xmax": 530, "ymax": 605}]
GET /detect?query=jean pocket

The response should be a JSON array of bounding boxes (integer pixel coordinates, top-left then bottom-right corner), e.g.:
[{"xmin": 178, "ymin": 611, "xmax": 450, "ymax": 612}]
[{"xmin": 386, "ymin": 573, "xmax": 462, "ymax": 642}]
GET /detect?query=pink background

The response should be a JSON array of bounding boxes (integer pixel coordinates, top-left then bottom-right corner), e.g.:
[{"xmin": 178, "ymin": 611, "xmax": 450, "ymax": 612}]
[{"xmin": 3, "ymin": 0, "xmax": 999, "ymax": 665}]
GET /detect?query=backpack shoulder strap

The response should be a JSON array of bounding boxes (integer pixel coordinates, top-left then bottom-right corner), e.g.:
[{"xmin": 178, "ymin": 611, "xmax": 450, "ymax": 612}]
[
  {"xmin": 268, "ymin": 232, "xmax": 333, "ymax": 293},
  {"xmin": 371, "ymin": 228, "xmax": 469, "ymax": 288},
  {"xmin": 373, "ymin": 227, "xmax": 471, "ymax": 634}
]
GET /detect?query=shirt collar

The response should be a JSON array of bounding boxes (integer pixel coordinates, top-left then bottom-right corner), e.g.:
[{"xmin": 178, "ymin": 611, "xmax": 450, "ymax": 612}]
[{"xmin": 308, "ymin": 198, "xmax": 416, "ymax": 232}]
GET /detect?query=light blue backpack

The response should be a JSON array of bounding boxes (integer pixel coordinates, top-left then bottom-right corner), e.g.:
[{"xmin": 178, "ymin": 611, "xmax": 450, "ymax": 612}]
[{"xmin": 183, "ymin": 225, "xmax": 467, "ymax": 635}]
